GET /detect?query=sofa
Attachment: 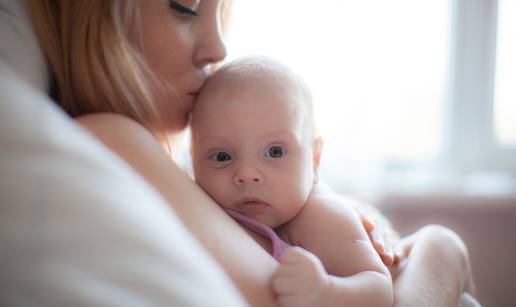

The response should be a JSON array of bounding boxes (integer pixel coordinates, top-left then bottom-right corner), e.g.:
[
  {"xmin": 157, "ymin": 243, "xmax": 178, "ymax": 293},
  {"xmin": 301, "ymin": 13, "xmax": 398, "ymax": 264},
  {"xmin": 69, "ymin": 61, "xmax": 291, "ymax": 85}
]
[{"xmin": 382, "ymin": 194, "xmax": 516, "ymax": 307}]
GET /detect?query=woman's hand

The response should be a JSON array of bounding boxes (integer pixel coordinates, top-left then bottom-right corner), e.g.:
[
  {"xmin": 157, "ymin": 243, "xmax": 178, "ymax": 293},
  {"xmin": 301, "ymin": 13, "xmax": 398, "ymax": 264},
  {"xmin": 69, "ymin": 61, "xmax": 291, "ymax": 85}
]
[
  {"xmin": 355, "ymin": 202, "xmax": 403, "ymax": 267},
  {"xmin": 389, "ymin": 225, "xmax": 477, "ymax": 306}
]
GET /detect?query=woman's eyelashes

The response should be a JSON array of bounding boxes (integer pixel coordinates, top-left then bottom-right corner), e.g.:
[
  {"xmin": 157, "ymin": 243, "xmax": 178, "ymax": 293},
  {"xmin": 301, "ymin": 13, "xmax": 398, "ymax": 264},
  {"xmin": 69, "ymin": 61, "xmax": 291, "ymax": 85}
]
[
  {"xmin": 264, "ymin": 145, "xmax": 287, "ymax": 159},
  {"xmin": 169, "ymin": 0, "xmax": 198, "ymax": 16}
]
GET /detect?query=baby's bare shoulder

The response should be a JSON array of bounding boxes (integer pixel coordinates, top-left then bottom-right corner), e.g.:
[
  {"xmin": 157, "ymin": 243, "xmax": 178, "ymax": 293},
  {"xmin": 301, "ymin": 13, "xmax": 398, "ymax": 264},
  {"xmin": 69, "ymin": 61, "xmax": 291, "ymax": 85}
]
[{"xmin": 282, "ymin": 191, "xmax": 363, "ymax": 248}]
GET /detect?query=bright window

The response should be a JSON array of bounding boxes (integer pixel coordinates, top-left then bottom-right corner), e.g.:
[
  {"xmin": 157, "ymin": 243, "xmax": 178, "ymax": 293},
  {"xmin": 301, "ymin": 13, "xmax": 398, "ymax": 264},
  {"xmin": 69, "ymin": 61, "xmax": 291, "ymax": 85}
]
[
  {"xmin": 226, "ymin": 1, "xmax": 450, "ymax": 198},
  {"xmin": 494, "ymin": 0, "xmax": 516, "ymax": 146}
]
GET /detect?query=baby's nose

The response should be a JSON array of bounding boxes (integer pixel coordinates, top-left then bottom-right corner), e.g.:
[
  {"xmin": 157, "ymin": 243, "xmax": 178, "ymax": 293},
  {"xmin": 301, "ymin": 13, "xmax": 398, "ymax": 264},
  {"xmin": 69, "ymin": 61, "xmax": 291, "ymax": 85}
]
[{"xmin": 233, "ymin": 166, "xmax": 264, "ymax": 186}]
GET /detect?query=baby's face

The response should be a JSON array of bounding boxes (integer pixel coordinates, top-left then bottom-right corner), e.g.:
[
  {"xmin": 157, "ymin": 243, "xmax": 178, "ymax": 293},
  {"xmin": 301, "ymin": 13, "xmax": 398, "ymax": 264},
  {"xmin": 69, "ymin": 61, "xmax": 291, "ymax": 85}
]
[{"xmin": 191, "ymin": 77, "xmax": 318, "ymax": 228}]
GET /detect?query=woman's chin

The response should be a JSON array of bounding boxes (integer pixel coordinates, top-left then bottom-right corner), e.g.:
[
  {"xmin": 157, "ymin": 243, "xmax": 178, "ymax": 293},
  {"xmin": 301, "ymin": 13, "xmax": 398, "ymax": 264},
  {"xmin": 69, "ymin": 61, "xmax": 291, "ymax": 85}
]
[
  {"xmin": 163, "ymin": 123, "xmax": 186, "ymax": 135},
  {"xmin": 163, "ymin": 114, "xmax": 189, "ymax": 134}
]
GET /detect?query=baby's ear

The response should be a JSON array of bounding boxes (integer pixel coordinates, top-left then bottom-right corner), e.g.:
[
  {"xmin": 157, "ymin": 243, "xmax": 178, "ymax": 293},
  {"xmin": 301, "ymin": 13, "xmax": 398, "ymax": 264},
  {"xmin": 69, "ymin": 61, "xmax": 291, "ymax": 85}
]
[{"xmin": 312, "ymin": 136, "xmax": 324, "ymax": 169}]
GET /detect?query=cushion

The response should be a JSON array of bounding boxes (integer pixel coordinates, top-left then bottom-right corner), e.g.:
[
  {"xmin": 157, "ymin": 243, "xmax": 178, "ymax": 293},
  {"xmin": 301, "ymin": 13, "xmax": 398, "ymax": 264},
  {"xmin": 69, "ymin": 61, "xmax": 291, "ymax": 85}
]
[
  {"xmin": 0, "ymin": 60, "xmax": 247, "ymax": 307},
  {"xmin": 0, "ymin": 0, "xmax": 48, "ymax": 92},
  {"xmin": 0, "ymin": 0, "xmax": 248, "ymax": 305}
]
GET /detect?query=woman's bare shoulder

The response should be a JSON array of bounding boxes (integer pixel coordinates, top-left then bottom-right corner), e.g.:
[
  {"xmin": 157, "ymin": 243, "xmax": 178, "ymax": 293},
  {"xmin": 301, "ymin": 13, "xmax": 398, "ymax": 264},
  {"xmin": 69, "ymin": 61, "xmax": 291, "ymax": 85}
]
[
  {"xmin": 75, "ymin": 112, "xmax": 142, "ymax": 129},
  {"xmin": 75, "ymin": 113, "xmax": 166, "ymax": 165},
  {"xmin": 76, "ymin": 113, "xmax": 157, "ymax": 148}
]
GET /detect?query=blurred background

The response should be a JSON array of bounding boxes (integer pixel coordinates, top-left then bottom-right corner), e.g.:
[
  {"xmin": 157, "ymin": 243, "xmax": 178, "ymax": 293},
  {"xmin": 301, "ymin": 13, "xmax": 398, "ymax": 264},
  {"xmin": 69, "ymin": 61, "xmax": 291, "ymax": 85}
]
[{"xmin": 223, "ymin": 0, "xmax": 515, "ymax": 306}]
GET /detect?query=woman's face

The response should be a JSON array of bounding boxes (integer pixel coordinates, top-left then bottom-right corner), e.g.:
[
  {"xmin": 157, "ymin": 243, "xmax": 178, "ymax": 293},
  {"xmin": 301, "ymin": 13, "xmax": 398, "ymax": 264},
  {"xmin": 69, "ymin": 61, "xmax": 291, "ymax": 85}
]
[{"xmin": 130, "ymin": 0, "xmax": 227, "ymax": 133}]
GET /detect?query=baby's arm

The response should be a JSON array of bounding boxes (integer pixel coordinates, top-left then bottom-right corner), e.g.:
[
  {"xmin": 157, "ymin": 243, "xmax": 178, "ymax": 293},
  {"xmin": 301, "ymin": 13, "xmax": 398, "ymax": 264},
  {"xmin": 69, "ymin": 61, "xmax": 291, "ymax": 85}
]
[{"xmin": 273, "ymin": 185, "xmax": 393, "ymax": 307}]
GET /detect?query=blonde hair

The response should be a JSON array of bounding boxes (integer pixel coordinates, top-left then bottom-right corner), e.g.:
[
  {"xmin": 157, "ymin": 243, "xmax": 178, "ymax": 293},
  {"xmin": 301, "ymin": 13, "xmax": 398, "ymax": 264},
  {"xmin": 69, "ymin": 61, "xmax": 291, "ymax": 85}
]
[
  {"xmin": 28, "ymin": 0, "xmax": 232, "ymax": 147},
  {"xmin": 27, "ymin": 0, "xmax": 165, "ymax": 139}
]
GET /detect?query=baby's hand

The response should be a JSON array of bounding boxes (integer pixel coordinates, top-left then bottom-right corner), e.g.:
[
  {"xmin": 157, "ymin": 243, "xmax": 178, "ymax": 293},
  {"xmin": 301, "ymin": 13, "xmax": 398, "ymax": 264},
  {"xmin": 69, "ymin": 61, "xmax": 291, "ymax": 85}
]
[{"xmin": 271, "ymin": 247, "xmax": 331, "ymax": 307}]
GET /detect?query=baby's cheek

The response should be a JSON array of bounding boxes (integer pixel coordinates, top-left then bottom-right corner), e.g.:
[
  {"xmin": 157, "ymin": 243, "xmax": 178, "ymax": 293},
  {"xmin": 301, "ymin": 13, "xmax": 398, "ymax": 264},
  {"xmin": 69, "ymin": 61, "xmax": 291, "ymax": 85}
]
[
  {"xmin": 296, "ymin": 165, "xmax": 316, "ymax": 199},
  {"xmin": 196, "ymin": 173, "xmax": 220, "ymax": 199},
  {"xmin": 278, "ymin": 164, "xmax": 313, "ymax": 201},
  {"xmin": 202, "ymin": 175, "xmax": 234, "ymax": 208}
]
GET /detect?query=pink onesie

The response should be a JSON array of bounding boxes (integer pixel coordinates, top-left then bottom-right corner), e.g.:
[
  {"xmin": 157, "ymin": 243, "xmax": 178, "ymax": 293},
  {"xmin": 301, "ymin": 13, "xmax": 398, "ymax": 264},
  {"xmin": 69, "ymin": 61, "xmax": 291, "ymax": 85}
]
[{"xmin": 225, "ymin": 209, "xmax": 290, "ymax": 261}]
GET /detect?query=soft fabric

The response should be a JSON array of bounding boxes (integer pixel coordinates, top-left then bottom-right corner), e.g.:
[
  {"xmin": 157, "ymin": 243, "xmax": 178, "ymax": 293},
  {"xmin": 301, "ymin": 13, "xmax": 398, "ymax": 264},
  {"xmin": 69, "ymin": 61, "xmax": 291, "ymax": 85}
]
[
  {"xmin": 0, "ymin": 0, "xmax": 48, "ymax": 92},
  {"xmin": 0, "ymin": 0, "xmax": 247, "ymax": 305},
  {"xmin": 458, "ymin": 293, "xmax": 482, "ymax": 307},
  {"xmin": 0, "ymin": 60, "xmax": 248, "ymax": 307},
  {"xmin": 225, "ymin": 209, "xmax": 290, "ymax": 261}
]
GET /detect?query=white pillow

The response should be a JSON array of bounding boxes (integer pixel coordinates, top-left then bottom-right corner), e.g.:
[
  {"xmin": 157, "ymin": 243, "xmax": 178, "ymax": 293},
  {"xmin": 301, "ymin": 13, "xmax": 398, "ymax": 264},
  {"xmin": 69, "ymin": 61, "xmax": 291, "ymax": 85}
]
[
  {"xmin": 0, "ymin": 61, "xmax": 248, "ymax": 306},
  {"xmin": 0, "ymin": 2, "xmax": 247, "ymax": 305},
  {"xmin": 0, "ymin": 0, "xmax": 48, "ymax": 92}
]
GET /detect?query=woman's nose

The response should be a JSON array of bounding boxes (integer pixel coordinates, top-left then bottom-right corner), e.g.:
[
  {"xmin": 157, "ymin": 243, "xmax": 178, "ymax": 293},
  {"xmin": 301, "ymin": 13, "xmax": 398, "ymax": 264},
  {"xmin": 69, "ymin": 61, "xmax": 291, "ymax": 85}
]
[
  {"xmin": 193, "ymin": 13, "xmax": 227, "ymax": 68},
  {"xmin": 233, "ymin": 166, "xmax": 264, "ymax": 186}
]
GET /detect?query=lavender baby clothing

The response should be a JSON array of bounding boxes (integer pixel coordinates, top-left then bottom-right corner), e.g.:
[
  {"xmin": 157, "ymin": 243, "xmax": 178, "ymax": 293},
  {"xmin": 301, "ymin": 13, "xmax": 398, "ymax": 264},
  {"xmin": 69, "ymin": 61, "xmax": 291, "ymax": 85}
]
[{"xmin": 225, "ymin": 209, "xmax": 290, "ymax": 261}]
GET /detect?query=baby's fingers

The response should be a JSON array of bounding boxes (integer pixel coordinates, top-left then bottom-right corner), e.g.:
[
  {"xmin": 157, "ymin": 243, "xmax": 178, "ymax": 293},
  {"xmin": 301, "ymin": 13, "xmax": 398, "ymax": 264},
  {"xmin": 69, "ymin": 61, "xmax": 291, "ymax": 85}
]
[
  {"xmin": 369, "ymin": 228, "xmax": 386, "ymax": 254},
  {"xmin": 277, "ymin": 294, "xmax": 306, "ymax": 307},
  {"xmin": 393, "ymin": 247, "xmax": 403, "ymax": 265},
  {"xmin": 367, "ymin": 226, "xmax": 400, "ymax": 267},
  {"xmin": 280, "ymin": 247, "xmax": 321, "ymax": 268},
  {"xmin": 271, "ymin": 272, "xmax": 296, "ymax": 295},
  {"xmin": 380, "ymin": 246, "xmax": 395, "ymax": 266},
  {"xmin": 361, "ymin": 215, "xmax": 376, "ymax": 233},
  {"xmin": 280, "ymin": 247, "xmax": 308, "ymax": 264}
]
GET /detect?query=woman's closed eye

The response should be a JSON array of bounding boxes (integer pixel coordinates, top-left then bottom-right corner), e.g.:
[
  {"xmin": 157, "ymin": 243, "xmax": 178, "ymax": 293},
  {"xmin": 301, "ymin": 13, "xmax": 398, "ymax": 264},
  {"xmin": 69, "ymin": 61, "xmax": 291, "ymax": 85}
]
[
  {"xmin": 264, "ymin": 145, "xmax": 287, "ymax": 159},
  {"xmin": 169, "ymin": 0, "xmax": 198, "ymax": 16}
]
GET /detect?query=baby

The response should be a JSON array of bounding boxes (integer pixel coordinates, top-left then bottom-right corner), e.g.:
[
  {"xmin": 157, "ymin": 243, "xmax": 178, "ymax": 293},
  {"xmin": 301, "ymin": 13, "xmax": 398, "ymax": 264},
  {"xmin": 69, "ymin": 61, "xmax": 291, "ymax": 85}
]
[{"xmin": 190, "ymin": 57, "xmax": 393, "ymax": 307}]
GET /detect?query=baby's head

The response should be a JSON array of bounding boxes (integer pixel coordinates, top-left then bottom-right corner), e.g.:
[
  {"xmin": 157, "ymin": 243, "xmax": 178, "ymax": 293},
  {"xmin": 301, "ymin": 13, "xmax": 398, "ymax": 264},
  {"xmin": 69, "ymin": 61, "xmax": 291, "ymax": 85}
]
[{"xmin": 190, "ymin": 56, "xmax": 322, "ymax": 228}]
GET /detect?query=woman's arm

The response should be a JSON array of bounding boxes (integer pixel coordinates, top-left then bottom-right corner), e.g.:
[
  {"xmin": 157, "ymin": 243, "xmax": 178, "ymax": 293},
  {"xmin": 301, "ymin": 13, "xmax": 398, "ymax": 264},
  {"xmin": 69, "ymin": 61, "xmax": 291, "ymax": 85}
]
[
  {"xmin": 76, "ymin": 113, "xmax": 279, "ymax": 307},
  {"xmin": 347, "ymin": 189, "xmax": 402, "ymax": 266},
  {"xmin": 391, "ymin": 225, "xmax": 475, "ymax": 307}
]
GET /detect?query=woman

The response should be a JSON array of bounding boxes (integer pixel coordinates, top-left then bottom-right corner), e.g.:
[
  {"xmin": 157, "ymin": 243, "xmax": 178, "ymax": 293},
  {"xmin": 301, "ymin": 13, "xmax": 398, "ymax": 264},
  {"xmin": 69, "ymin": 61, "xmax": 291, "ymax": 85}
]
[{"xmin": 27, "ymin": 1, "xmax": 475, "ymax": 306}]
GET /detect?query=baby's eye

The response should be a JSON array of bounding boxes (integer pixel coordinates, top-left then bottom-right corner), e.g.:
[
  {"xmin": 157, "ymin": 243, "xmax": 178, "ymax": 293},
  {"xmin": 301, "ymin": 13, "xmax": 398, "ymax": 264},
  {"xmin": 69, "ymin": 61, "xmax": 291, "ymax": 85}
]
[
  {"xmin": 209, "ymin": 151, "xmax": 232, "ymax": 162},
  {"xmin": 265, "ymin": 145, "xmax": 287, "ymax": 158}
]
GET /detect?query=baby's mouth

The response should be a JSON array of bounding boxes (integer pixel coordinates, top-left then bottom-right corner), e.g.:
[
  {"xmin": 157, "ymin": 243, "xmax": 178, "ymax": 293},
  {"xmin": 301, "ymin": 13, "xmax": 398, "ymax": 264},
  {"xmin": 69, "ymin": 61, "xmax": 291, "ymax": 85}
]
[{"xmin": 235, "ymin": 197, "xmax": 270, "ymax": 213}]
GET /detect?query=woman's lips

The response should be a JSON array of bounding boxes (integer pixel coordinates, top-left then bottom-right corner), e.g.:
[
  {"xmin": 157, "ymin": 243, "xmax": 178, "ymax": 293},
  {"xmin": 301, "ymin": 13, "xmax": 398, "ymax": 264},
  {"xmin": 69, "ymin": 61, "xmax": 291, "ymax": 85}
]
[
  {"xmin": 185, "ymin": 92, "xmax": 199, "ymax": 108},
  {"xmin": 187, "ymin": 93, "xmax": 197, "ymax": 101},
  {"xmin": 188, "ymin": 89, "xmax": 201, "ymax": 97},
  {"xmin": 186, "ymin": 81, "xmax": 204, "ymax": 107},
  {"xmin": 235, "ymin": 198, "xmax": 270, "ymax": 213}
]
